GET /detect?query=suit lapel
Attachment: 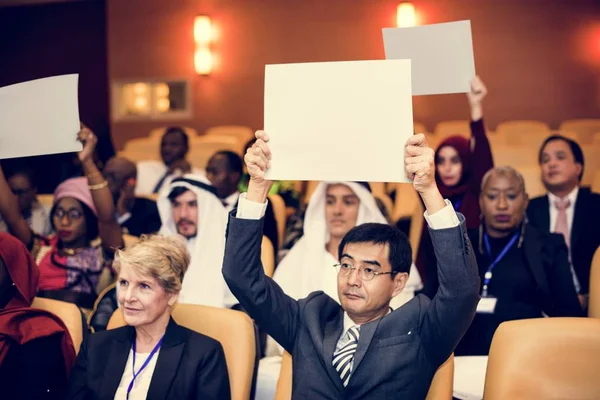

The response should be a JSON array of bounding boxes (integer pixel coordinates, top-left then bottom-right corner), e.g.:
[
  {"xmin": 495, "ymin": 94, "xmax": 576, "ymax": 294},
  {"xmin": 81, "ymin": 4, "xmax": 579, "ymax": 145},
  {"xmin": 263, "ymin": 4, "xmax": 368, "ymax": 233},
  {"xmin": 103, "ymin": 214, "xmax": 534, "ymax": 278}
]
[
  {"xmin": 351, "ymin": 317, "xmax": 382, "ymax": 374},
  {"xmin": 147, "ymin": 319, "xmax": 186, "ymax": 400},
  {"xmin": 535, "ymin": 196, "xmax": 551, "ymax": 232},
  {"xmin": 570, "ymin": 189, "xmax": 587, "ymax": 247},
  {"xmin": 523, "ymin": 227, "xmax": 550, "ymax": 296},
  {"xmin": 322, "ymin": 315, "xmax": 344, "ymax": 393},
  {"xmin": 99, "ymin": 327, "xmax": 134, "ymax": 400}
]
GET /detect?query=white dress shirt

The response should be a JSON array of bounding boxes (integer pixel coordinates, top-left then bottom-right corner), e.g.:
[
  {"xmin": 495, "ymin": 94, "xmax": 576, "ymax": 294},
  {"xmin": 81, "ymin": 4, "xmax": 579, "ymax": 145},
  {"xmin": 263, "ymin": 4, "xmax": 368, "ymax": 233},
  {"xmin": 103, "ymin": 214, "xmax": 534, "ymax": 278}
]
[
  {"xmin": 547, "ymin": 186, "xmax": 580, "ymax": 293},
  {"xmin": 221, "ymin": 191, "xmax": 240, "ymax": 213},
  {"xmin": 113, "ymin": 349, "xmax": 161, "ymax": 400},
  {"xmin": 547, "ymin": 186, "xmax": 579, "ymax": 237}
]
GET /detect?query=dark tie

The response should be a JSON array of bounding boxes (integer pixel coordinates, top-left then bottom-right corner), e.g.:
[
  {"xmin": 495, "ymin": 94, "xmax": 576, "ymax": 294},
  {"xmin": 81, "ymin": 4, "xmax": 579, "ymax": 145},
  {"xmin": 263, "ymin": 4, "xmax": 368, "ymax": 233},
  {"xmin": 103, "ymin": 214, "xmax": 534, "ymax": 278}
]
[
  {"xmin": 332, "ymin": 325, "xmax": 360, "ymax": 387},
  {"xmin": 152, "ymin": 172, "xmax": 170, "ymax": 194}
]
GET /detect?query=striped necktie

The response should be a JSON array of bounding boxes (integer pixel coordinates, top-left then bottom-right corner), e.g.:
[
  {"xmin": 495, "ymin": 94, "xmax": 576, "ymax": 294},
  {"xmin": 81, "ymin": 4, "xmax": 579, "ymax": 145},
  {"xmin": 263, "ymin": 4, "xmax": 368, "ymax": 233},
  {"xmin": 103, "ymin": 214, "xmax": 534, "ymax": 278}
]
[{"xmin": 332, "ymin": 325, "xmax": 360, "ymax": 387}]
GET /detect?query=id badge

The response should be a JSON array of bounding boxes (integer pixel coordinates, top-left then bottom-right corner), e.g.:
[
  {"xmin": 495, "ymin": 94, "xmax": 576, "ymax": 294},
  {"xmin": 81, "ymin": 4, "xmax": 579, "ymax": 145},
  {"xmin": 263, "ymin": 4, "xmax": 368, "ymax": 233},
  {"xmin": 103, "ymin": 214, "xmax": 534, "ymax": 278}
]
[{"xmin": 476, "ymin": 297, "xmax": 498, "ymax": 314}]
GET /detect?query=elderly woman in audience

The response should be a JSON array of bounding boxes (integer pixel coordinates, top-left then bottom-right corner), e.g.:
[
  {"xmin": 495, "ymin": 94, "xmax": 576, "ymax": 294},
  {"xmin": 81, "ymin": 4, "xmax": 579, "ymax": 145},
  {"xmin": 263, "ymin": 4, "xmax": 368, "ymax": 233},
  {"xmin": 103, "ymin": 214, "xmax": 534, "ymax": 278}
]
[
  {"xmin": 415, "ymin": 76, "xmax": 494, "ymax": 282},
  {"xmin": 0, "ymin": 233, "xmax": 76, "ymax": 400},
  {"xmin": 428, "ymin": 166, "xmax": 583, "ymax": 355},
  {"xmin": 0, "ymin": 127, "xmax": 123, "ymax": 309},
  {"xmin": 66, "ymin": 235, "xmax": 230, "ymax": 400},
  {"xmin": 255, "ymin": 181, "xmax": 422, "ymax": 400}
]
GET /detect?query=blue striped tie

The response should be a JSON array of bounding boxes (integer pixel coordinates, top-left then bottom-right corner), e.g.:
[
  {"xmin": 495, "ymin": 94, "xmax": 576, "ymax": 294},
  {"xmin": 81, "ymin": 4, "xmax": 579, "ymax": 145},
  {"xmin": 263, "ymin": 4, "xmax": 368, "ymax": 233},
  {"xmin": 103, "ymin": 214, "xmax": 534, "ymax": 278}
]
[{"xmin": 332, "ymin": 325, "xmax": 360, "ymax": 387}]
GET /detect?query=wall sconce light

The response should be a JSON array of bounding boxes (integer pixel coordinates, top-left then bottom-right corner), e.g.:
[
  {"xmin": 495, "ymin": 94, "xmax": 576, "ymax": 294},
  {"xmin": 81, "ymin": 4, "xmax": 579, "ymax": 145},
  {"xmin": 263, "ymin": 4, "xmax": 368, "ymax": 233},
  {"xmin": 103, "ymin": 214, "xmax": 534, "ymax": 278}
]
[
  {"xmin": 194, "ymin": 15, "xmax": 213, "ymax": 75},
  {"xmin": 397, "ymin": 2, "xmax": 416, "ymax": 27}
]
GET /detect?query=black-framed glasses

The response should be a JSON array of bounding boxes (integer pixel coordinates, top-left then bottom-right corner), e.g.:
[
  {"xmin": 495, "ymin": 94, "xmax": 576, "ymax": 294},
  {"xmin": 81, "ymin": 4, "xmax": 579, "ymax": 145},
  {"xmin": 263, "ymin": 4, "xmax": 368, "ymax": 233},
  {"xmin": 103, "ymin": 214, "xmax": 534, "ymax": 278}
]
[
  {"xmin": 53, "ymin": 208, "xmax": 83, "ymax": 220},
  {"xmin": 333, "ymin": 263, "xmax": 395, "ymax": 281}
]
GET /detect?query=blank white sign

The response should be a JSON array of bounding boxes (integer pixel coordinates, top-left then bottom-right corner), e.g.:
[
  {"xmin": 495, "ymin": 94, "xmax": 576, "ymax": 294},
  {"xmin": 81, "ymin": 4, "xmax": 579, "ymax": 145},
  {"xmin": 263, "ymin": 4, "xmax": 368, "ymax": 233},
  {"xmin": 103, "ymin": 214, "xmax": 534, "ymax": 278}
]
[
  {"xmin": 0, "ymin": 74, "xmax": 81, "ymax": 159},
  {"xmin": 383, "ymin": 20, "xmax": 475, "ymax": 96},
  {"xmin": 264, "ymin": 60, "xmax": 413, "ymax": 183}
]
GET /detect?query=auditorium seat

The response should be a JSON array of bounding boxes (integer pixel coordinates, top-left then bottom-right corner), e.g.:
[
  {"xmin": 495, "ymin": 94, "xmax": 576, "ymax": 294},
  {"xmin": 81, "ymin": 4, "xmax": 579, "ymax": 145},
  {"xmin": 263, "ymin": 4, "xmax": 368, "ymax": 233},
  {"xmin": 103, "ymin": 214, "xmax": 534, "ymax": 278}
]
[
  {"xmin": 108, "ymin": 305, "xmax": 256, "ymax": 400},
  {"xmin": 587, "ymin": 247, "xmax": 600, "ymax": 318},
  {"xmin": 31, "ymin": 297, "xmax": 84, "ymax": 354},
  {"xmin": 275, "ymin": 351, "xmax": 454, "ymax": 400},
  {"xmin": 483, "ymin": 318, "xmax": 600, "ymax": 399}
]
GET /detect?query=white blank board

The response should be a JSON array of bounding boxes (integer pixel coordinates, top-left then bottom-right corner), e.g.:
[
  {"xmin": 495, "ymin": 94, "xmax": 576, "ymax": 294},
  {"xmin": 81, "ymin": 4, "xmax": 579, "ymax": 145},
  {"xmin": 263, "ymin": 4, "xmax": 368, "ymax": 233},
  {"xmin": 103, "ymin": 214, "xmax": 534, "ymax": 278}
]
[
  {"xmin": 264, "ymin": 60, "xmax": 413, "ymax": 183},
  {"xmin": 383, "ymin": 20, "xmax": 475, "ymax": 96},
  {"xmin": 0, "ymin": 74, "xmax": 81, "ymax": 159}
]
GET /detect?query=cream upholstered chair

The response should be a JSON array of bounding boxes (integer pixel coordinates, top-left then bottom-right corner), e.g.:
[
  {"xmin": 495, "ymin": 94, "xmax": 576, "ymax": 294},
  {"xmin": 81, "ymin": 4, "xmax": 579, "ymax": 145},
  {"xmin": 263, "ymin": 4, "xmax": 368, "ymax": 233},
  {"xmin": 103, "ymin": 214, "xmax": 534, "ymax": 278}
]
[
  {"xmin": 37, "ymin": 194, "xmax": 54, "ymax": 210},
  {"xmin": 581, "ymin": 144, "xmax": 600, "ymax": 187},
  {"xmin": 205, "ymin": 125, "xmax": 254, "ymax": 145},
  {"xmin": 433, "ymin": 120, "xmax": 471, "ymax": 140},
  {"xmin": 275, "ymin": 351, "xmax": 454, "ymax": 400},
  {"xmin": 559, "ymin": 119, "xmax": 600, "ymax": 141},
  {"xmin": 483, "ymin": 318, "xmax": 600, "ymax": 399},
  {"xmin": 108, "ymin": 304, "xmax": 256, "ymax": 400},
  {"xmin": 187, "ymin": 135, "xmax": 241, "ymax": 169},
  {"xmin": 516, "ymin": 166, "xmax": 545, "ymax": 198},
  {"xmin": 414, "ymin": 121, "xmax": 428, "ymax": 134},
  {"xmin": 31, "ymin": 297, "xmax": 84, "ymax": 354},
  {"xmin": 592, "ymin": 171, "xmax": 600, "ymax": 194},
  {"xmin": 149, "ymin": 126, "xmax": 199, "ymax": 140},
  {"xmin": 587, "ymin": 246, "xmax": 600, "ymax": 318}
]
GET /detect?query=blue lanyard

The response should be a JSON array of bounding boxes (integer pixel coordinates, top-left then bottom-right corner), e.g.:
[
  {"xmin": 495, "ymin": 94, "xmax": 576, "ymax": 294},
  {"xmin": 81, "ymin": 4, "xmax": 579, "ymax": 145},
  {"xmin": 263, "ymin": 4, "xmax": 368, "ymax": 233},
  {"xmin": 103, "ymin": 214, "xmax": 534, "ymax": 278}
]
[
  {"xmin": 452, "ymin": 198, "xmax": 462, "ymax": 211},
  {"xmin": 481, "ymin": 232, "xmax": 519, "ymax": 297},
  {"xmin": 126, "ymin": 336, "xmax": 164, "ymax": 399}
]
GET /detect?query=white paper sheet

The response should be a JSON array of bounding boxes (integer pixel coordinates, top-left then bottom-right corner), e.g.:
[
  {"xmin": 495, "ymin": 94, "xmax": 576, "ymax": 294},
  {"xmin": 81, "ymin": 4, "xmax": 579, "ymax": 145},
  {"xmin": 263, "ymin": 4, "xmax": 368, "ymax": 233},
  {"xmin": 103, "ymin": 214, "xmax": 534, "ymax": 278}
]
[
  {"xmin": 383, "ymin": 20, "xmax": 475, "ymax": 96},
  {"xmin": 264, "ymin": 60, "xmax": 413, "ymax": 183},
  {"xmin": 0, "ymin": 74, "xmax": 81, "ymax": 159}
]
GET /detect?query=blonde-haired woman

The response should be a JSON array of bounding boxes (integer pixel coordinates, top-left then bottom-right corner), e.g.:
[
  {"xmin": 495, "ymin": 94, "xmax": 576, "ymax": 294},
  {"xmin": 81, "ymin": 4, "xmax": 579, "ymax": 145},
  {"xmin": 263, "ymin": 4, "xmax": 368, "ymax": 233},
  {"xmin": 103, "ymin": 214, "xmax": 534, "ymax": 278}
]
[{"xmin": 66, "ymin": 235, "xmax": 231, "ymax": 400}]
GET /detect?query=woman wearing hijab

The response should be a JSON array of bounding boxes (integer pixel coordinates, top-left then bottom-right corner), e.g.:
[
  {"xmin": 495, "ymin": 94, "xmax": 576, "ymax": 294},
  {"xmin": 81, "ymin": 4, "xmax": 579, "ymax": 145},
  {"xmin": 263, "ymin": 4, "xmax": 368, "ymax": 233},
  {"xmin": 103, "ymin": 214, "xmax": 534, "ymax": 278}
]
[
  {"xmin": 0, "ymin": 233, "xmax": 76, "ymax": 400},
  {"xmin": 429, "ymin": 167, "xmax": 582, "ymax": 356},
  {"xmin": 0, "ymin": 127, "xmax": 123, "ymax": 309},
  {"xmin": 416, "ymin": 76, "xmax": 494, "ymax": 283}
]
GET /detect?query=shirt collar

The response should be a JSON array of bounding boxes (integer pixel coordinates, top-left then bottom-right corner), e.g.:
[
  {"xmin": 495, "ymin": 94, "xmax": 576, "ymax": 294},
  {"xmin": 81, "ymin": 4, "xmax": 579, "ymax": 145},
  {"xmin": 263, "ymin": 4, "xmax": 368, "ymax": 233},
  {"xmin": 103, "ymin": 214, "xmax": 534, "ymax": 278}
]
[
  {"xmin": 548, "ymin": 186, "xmax": 579, "ymax": 207},
  {"xmin": 342, "ymin": 308, "xmax": 392, "ymax": 334}
]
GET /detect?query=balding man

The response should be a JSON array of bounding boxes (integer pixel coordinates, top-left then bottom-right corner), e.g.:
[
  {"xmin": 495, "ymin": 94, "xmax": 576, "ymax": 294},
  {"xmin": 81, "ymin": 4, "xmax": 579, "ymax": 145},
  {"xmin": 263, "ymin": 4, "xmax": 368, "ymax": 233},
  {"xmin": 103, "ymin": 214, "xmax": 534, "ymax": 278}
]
[{"xmin": 103, "ymin": 157, "xmax": 161, "ymax": 236}]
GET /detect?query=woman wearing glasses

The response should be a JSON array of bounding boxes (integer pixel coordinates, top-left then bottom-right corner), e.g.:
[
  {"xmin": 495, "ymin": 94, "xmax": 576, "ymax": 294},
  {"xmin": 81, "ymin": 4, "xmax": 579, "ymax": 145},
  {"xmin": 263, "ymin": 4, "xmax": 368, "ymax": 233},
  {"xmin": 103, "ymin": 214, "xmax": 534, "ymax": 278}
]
[{"xmin": 0, "ymin": 127, "xmax": 123, "ymax": 309}]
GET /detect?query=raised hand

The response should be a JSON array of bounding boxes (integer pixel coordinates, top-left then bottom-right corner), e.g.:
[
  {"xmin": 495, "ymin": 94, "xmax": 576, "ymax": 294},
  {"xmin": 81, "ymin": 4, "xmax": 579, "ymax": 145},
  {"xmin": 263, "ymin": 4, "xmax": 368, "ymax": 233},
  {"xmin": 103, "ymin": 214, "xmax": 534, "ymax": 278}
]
[
  {"xmin": 77, "ymin": 123, "xmax": 98, "ymax": 163},
  {"xmin": 244, "ymin": 130, "xmax": 273, "ymax": 202},
  {"xmin": 467, "ymin": 76, "xmax": 487, "ymax": 121},
  {"xmin": 405, "ymin": 134, "xmax": 445, "ymax": 214}
]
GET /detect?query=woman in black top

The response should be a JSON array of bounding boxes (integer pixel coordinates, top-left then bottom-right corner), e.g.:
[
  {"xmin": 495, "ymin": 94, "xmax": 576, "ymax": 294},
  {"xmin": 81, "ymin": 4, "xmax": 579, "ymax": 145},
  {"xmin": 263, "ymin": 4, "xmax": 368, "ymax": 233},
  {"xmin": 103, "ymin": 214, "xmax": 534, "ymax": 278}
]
[{"xmin": 455, "ymin": 166, "xmax": 583, "ymax": 356}]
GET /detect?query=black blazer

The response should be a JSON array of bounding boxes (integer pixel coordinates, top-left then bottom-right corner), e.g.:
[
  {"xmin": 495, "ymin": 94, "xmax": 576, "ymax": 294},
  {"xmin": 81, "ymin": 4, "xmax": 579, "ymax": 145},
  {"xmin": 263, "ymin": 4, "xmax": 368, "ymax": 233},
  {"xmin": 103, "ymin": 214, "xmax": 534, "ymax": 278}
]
[
  {"xmin": 527, "ymin": 188, "xmax": 600, "ymax": 294},
  {"xmin": 121, "ymin": 197, "xmax": 162, "ymax": 237},
  {"xmin": 223, "ymin": 213, "xmax": 480, "ymax": 399},
  {"xmin": 65, "ymin": 318, "xmax": 230, "ymax": 400}
]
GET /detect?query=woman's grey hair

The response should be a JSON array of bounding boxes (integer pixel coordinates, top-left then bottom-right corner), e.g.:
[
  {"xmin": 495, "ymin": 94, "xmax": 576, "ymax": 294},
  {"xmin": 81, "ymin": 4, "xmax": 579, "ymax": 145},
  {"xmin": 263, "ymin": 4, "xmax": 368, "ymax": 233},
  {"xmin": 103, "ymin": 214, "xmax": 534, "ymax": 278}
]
[
  {"xmin": 480, "ymin": 166, "xmax": 526, "ymax": 194},
  {"xmin": 113, "ymin": 235, "xmax": 190, "ymax": 293}
]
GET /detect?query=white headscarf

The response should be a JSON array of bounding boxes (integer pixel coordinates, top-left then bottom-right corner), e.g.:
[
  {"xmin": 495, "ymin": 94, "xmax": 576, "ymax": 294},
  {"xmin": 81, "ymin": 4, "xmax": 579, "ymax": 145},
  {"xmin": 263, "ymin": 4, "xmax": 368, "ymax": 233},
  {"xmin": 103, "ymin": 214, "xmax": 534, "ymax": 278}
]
[
  {"xmin": 157, "ymin": 174, "xmax": 236, "ymax": 308},
  {"xmin": 274, "ymin": 181, "xmax": 421, "ymax": 304}
]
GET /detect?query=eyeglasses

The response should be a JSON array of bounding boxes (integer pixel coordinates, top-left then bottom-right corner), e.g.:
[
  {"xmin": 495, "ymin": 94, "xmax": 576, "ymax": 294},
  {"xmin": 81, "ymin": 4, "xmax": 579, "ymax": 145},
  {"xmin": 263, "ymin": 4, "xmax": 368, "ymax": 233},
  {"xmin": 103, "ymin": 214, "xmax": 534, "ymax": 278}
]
[
  {"xmin": 53, "ymin": 208, "xmax": 83, "ymax": 220},
  {"xmin": 333, "ymin": 263, "xmax": 395, "ymax": 281}
]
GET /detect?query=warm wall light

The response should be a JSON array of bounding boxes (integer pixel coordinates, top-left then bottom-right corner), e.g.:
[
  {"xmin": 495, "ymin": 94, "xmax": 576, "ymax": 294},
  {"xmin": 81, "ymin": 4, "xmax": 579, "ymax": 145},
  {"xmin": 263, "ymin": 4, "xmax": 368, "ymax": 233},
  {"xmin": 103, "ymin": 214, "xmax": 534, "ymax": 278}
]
[
  {"xmin": 194, "ymin": 16, "xmax": 212, "ymax": 44},
  {"xmin": 194, "ymin": 15, "xmax": 213, "ymax": 75},
  {"xmin": 397, "ymin": 2, "xmax": 416, "ymax": 27},
  {"xmin": 194, "ymin": 48, "xmax": 213, "ymax": 75}
]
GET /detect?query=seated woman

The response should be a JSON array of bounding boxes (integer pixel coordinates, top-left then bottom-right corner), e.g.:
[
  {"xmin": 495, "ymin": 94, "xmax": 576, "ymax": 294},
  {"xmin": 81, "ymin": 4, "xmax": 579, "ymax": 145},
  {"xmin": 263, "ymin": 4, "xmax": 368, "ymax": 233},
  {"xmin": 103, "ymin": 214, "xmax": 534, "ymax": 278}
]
[
  {"xmin": 417, "ymin": 76, "xmax": 494, "ymax": 284},
  {"xmin": 444, "ymin": 166, "xmax": 582, "ymax": 356},
  {"xmin": 0, "ymin": 233, "xmax": 76, "ymax": 400},
  {"xmin": 0, "ymin": 127, "xmax": 123, "ymax": 309},
  {"xmin": 66, "ymin": 235, "xmax": 230, "ymax": 400}
]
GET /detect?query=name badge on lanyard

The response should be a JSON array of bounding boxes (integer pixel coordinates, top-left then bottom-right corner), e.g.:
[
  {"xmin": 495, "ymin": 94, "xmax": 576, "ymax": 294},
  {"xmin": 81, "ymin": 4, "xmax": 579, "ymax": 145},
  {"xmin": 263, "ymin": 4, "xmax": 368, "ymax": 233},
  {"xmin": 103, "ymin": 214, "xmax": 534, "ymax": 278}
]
[
  {"xmin": 127, "ymin": 336, "xmax": 164, "ymax": 399},
  {"xmin": 477, "ymin": 232, "xmax": 519, "ymax": 314}
]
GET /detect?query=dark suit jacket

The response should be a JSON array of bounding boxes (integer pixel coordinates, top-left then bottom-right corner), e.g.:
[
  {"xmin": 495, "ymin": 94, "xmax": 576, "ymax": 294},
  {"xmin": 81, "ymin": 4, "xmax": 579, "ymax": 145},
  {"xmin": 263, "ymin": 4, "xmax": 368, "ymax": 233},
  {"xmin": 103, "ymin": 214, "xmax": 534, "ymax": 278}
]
[
  {"xmin": 527, "ymin": 188, "xmax": 600, "ymax": 294},
  {"xmin": 121, "ymin": 197, "xmax": 162, "ymax": 237},
  {"xmin": 223, "ymin": 213, "xmax": 480, "ymax": 399},
  {"xmin": 66, "ymin": 318, "xmax": 230, "ymax": 400}
]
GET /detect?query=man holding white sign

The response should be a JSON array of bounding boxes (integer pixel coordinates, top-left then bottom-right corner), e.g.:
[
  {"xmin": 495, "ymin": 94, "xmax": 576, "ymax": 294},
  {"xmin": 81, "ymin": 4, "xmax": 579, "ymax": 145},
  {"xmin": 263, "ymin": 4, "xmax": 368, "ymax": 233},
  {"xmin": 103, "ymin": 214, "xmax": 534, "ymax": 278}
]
[{"xmin": 222, "ymin": 131, "xmax": 480, "ymax": 398}]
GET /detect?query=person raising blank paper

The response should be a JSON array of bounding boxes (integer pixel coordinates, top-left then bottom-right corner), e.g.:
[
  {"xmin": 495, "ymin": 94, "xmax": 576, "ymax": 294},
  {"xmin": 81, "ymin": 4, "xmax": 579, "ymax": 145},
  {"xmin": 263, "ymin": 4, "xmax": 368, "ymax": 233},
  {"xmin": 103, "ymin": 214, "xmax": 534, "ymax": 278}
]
[{"xmin": 222, "ymin": 131, "xmax": 480, "ymax": 399}]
